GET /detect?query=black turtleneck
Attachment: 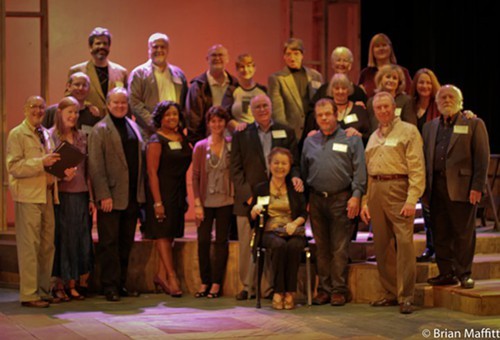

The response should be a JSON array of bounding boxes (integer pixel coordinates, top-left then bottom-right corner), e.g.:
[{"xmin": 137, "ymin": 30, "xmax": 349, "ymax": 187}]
[{"xmin": 110, "ymin": 114, "xmax": 139, "ymax": 201}]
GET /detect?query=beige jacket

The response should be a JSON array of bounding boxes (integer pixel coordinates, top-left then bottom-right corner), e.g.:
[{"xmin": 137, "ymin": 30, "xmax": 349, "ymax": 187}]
[{"xmin": 6, "ymin": 119, "xmax": 59, "ymax": 204}]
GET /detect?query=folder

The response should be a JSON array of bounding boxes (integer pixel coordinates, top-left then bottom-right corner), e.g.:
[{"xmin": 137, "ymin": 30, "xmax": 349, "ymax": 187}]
[{"xmin": 44, "ymin": 141, "xmax": 86, "ymax": 179}]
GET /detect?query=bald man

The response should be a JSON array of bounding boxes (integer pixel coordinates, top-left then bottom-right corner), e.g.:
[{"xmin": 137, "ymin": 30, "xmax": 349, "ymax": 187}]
[{"xmin": 7, "ymin": 96, "xmax": 63, "ymax": 307}]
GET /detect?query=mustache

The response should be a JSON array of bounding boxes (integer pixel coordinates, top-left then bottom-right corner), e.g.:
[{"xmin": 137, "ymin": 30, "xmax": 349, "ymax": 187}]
[{"xmin": 92, "ymin": 48, "xmax": 109, "ymax": 55}]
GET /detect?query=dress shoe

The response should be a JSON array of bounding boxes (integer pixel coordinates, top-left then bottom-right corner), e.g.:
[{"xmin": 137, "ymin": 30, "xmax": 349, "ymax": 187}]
[
  {"xmin": 330, "ymin": 293, "xmax": 346, "ymax": 306},
  {"xmin": 21, "ymin": 300, "xmax": 49, "ymax": 308},
  {"xmin": 370, "ymin": 298, "xmax": 398, "ymax": 307},
  {"xmin": 427, "ymin": 273, "xmax": 458, "ymax": 286},
  {"xmin": 41, "ymin": 296, "xmax": 61, "ymax": 304},
  {"xmin": 235, "ymin": 290, "xmax": 256, "ymax": 300},
  {"xmin": 399, "ymin": 301, "xmax": 413, "ymax": 314},
  {"xmin": 416, "ymin": 249, "xmax": 434, "ymax": 263},
  {"xmin": 312, "ymin": 291, "xmax": 330, "ymax": 305},
  {"xmin": 52, "ymin": 288, "xmax": 70, "ymax": 302},
  {"xmin": 105, "ymin": 291, "xmax": 121, "ymax": 302},
  {"xmin": 366, "ymin": 255, "xmax": 376, "ymax": 262},
  {"xmin": 460, "ymin": 277, "xmax": 475, "ymax": 289},
  {"xmin": 119, "ymin": 287, "xmax": 140, "ymax": 297}
]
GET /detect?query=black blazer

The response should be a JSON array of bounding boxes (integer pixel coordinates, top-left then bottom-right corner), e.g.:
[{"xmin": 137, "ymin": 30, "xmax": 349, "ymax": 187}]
[
  {"xmin": 230, "ymin": 122, "xmax": 300, "ymax": 216},
  {"xmin": 248, "ymin": 179, "xmax": 307, "ymax": 229}
]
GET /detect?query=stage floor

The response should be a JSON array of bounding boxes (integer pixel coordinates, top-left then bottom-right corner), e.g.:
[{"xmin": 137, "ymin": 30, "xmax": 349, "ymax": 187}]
[{"xmin": 1, "ymin": 288, "xmax": 499, "ymax": 339}]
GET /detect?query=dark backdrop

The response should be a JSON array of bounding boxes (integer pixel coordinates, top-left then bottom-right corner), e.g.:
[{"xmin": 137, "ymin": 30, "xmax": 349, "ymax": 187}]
[{"xmin": 361, "ymin": 0, "xmax": 498, "ymax": 153}]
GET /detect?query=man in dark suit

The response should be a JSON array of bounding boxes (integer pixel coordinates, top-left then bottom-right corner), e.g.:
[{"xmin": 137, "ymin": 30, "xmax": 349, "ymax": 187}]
[
  {"xmin": 230, "ymin": 94, "xmax": 303, "ymax": 300},
  {"xmin": 268, "ymin": 38, "xmax": 323, "ymax": 144},
  {"xmin": 88, "ymin": 88, "xmax": 145, "ymax": 301},
  {"xmin": 423, "ymin": 85, "xmax": 490, "ymax": 289},
  {"xmin": 68, "ymin": 27, "xmax": 128, "ymax": 117}
]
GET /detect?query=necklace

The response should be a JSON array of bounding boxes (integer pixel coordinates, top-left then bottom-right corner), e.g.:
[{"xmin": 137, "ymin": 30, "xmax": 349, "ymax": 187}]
[
  {"xmin": 271, "ymin": 179, "xmax": 285, "ymax": 199},
  {"xmin": 208, "ymin": 138, "xmax": 225, "ymax": 169}
]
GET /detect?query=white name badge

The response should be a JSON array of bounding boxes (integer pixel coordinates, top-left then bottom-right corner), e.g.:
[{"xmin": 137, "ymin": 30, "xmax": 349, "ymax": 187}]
[
  {"xmin": 168, "ymin": 141, "xmax": 182, "ymax": 150},
  {"xmin": 453, "ymin": 125, "xmax": 469, "ymax": 134},
  {"xmin": 385, "ymin": 138, "xmax": 398, "ymax": 146},
  {"xmin": 257, "ymin": 196, "xmax": 270, "ymax": 206},
  {"xmin": 227, "ymin": 142, "xmax": 232, "ymax": 152},
  {"xmin": 115, "ymin": 81, "xmax": 124, "ymax": 88},
  {"xmin": 332, "ymin": 143, "xmax": 348, "ymax": 153},
  {"xmin": 272, "ymin": 130, "xmax": 287, "ymax": 139},
  {"xmin": 343, "ymin": 114, "xmax": 359, "ymax": 124},
  {"xmin": 311, "ymin": 80, "xmax": 321, "ymax": 89},
  {"xmin": 395, "ymin": 108, "xmax": 402, "ymax": 117}
]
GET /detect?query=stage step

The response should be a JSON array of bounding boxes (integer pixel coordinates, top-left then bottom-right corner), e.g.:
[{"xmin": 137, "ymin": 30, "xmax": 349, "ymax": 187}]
[{"xmin": 414, "ymin": 279, "xmax": 500, "ymax": 316}]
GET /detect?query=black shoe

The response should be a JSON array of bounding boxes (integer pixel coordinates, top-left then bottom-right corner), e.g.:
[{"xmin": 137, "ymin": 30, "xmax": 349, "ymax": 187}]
[
  {"xmin": 119, "ymin": 287, "xmax": 140, "ymax": 297},
  {"xmin": 427, "ymin": 273, "xmax": 458, "ymax": 286},
  {"xmin": 416, "ymin": 249, "xmax": 434, "ymax": 263},
  {"xmin": 105, "ymin": 291, "xmax": 120, "ymax": 302},
  {"xmin": 366, "ymin": 255, "xmax": 376, "ymax": 262},
  {"xmin": 235, "ymin": 290, "xmax": 255, "ymax": 300},
  {"xmin": 399, "ymin": 301, "xmax": 413, "ymax": 314},
  {"xmin": 312, "ymin": 291, "xmax": 330, "ymax": 305},
  {"xmin": 460, "ymin": 277, "xmax": 475, "ymax": 289}
]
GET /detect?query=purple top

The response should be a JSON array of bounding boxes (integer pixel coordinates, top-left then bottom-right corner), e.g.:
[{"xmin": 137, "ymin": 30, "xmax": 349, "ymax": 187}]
[{"xmin": 50, "ymin": 129, "xmax": 89, "ymax": 193}]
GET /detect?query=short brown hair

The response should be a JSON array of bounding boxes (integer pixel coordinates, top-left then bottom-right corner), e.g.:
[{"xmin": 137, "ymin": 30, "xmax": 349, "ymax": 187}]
[
  {"xmin": 206, "ymin": 106, "xmax": 230, "ymax": 125},
  {"xmin": 268, "ymin": 147, "xmax": 293, "ymax": 166}
]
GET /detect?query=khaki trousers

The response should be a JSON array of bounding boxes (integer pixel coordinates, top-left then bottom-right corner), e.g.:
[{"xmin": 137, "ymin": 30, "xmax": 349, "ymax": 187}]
[
  {"xmin": 15, "ymin": 191, "xmax": 55, "ymax": 302},
  {"xmin": 368, "ymin": 179, "xmax": 415, "ymax": 303}
]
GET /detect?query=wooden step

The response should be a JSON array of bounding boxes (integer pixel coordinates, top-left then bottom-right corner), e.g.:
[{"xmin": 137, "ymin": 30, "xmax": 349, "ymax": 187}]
[{"xmin": 415, "ymin": 279, "xmax": 500, "ymax": 316}]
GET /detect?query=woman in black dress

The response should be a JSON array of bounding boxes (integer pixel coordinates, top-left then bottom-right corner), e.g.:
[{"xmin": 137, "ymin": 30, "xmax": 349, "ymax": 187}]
[{"xmin": 145, "ymin": 101, "xmax": 192, "ymax": 297}]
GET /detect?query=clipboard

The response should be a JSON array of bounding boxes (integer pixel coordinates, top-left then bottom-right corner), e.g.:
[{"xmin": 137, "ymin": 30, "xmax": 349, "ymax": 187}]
[{"xmin": 44, "ymin": 141, "xmax": 86, "ymax": 179}]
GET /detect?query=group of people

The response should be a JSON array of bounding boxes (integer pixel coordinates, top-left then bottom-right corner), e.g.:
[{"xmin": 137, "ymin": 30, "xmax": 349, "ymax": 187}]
[{"xmin": 6, "ymin": 28, "xmax": 490, "ymax": 315}]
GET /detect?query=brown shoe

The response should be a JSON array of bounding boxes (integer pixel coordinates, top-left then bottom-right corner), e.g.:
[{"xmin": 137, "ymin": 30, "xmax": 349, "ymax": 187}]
[
  {"xmin": 370, "ymin": 298, "xmax": 398, "ymax": 307},
  {"xmin": 284, "ymin": 293, "xmax": 294, "ymax": 310},
  {"xmin": 21, "ymin": 300, "xmax": 49, "ymax": 308},
  {"xmin": 312, "ymin": 291, "xmax": 329, "ymax": 305},
  {"xmin": 330, "ymin": 293, "xmax": 346, "ymax": 306},
  {"xmin": 272, "ymin": 293, "xmax": 284, "ymax": 310},
  {"xmin": 399, "ymin": 301, "xmax": 413, "ymax": 314}
]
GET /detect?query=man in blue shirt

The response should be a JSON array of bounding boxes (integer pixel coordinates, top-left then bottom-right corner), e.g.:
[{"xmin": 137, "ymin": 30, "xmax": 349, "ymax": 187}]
[{"xmin": 301, "ymin": 98, "xmax": 366, "ymax": 306}]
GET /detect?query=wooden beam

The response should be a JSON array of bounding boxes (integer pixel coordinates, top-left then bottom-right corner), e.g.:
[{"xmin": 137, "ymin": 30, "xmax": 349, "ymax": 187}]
[{"xmin": 0, "ymin": 0, "xmax": 6, "ymax": 231}]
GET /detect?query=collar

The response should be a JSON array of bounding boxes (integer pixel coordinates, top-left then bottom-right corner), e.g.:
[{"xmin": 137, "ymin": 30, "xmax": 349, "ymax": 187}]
[
  {"xmin": 206, "ymin": 70, "xmax": 229, "ymax": 87},
  {"xmin": 152, "ymin": 62, "xmax": 169, "ymax": 73},
  {"xmin": 319, "ymin": 125, "xmax": 340, "ymax": 141},
  {"xmin": 378, "ymin": 117, "xmax": 400, "ymax": 137},
  {"xmin": 255, "ymin": 120, "xmax": 274, "ymax": 133},
  {"xmin": 440, "ymin": 112, "xmax": 460, "ymax": 126}
]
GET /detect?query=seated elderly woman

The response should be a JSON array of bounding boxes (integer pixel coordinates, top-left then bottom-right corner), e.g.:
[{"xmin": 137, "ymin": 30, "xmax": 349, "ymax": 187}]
[{"xmin": 250, "ymin": 147, "xmax": 307, "ymax": 310}]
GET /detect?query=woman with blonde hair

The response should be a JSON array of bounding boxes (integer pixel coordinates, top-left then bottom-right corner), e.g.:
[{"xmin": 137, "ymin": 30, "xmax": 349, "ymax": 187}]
[
  {"xmin": 358, "ymin": 33, "xmax": 412, "ymax": 97},
  {"xmin": 50, "ymin": 96, "xmax": 95, "ymax": 301}
]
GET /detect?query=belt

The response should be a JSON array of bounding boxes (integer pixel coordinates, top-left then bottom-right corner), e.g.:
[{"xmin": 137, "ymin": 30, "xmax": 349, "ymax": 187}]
[
  {"xmin": 310, "ymin": 187, "xmax": 349, "ymax": 198},
  {"xmin": 370, "ymin": 174, "xmax": 408, "ymax": 181}
]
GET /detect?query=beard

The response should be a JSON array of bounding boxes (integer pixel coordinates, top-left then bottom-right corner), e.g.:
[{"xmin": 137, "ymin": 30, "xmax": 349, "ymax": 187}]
[{"xmin": 91, "ymin": 48, "xmax": 109, "ymax": 60}]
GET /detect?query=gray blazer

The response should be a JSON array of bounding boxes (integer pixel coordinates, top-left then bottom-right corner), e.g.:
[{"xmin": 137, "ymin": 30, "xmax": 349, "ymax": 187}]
[
  {"xmin": 88, "ymin": 114, "xmax": 145, "ymax": 209},
  {"xmin": 268, "ymin": 66, "xmax": 323, "ymax": 139},
  {"xmin": 422, "ymin": 113, "xmax": 490, "ymax": 202},
  {"xmin": 128, "ymin": 60, "xmax": 188, "ymax": 135}
]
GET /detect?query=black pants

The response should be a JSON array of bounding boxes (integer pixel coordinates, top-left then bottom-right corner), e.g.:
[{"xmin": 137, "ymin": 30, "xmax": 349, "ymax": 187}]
[
  {"xmin": 262, "ymin": 232, "xmax": 306, "ymax": 293},
  {"xmin": 97, "ymin": 200, "xmax": 139, "ymax": 293},
  {"xmin": 197, "ymin": 205, "xmax": 233, "ymax": 285},
  {"xmin": 430, "ymin": 175, "xmax": 476, "ymax": 279}
]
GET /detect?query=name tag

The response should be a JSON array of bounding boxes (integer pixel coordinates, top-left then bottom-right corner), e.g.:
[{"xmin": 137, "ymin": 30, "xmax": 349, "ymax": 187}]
[
  {"xmin": 272, "ymin": 130, "xmax": 287, "ymax": 139},
  {"xmin": 343, "ymin": 114, "xmax": 359, "ymax": 124},
  {"xmin": 80, "ymin": 124, "xmax": 93, "ymax": 135},
  {"xmin": 395, "ymin": 108, "xmax": 402, "ymax": 117},
  {"xmin": 385, "ymin": 138, "xmax": 398, "ymax": 146},
  {"xmin": 311, "ymin": 81, "xmax": 321, "ymax": 89},
  {"xmin": 227, "ymin": 142, "xmax": 231, "ymax": 152},
  {"xmin": 257, "ymin": 196, "xmax": 270, "ymax": 206},
  {"xmin": 114, "ymin": 81, "xmax": 125, "ymax": 88},
  {"xmin": 332, "ymin": 143, "xmax": 348, "ymax": 153},
  {"xmin": 453, "ymin": 125, "xmax": 469, "ymax": 134},
  {"xmin": 168, "ymin": 141, "xmax": 182, "ymax": 150}
]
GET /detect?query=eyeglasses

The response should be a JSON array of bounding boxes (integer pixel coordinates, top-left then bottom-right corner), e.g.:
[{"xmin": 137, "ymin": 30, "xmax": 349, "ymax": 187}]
[{"xmin": 29, "ymin": 104, "xmax": 45, "ymax": 110}]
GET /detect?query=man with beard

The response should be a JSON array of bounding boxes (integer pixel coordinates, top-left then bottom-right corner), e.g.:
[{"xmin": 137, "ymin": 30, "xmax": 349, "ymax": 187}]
[
  {"xmin": 42, "ymin": 72, "xmax": 102, "ymax": 133},
  {"xmin": 128, "ymin": 33, "xmax": 188, "ymax": 136},
  {"xmin": 185, "ymin": 44, "xmax": 238, "ymax": 145},
  {"xmin": 423, "ymin": 85, "xmax": 490, "ymax": 289},
  {"xmin": 68, "ymin": 27, "xmax": 128, "ymax": 117}
]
